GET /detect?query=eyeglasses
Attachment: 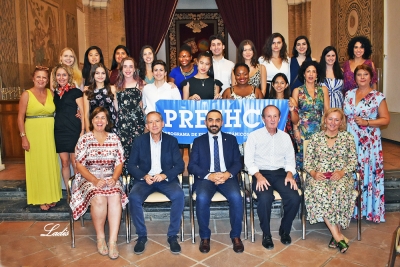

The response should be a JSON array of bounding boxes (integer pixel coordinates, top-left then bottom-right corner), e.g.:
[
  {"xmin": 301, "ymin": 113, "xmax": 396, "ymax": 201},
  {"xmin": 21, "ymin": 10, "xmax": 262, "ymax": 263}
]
[{"xmin": 35, "ymin": 66, "xmax": 49, "ymax": 71}]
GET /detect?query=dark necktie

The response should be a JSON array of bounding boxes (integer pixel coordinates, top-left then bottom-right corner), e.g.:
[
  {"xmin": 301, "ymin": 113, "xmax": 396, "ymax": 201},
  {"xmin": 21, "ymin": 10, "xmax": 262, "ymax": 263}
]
[{"xmin": 213, "ymin": 136, "xmax": 221, "ymax": 172}]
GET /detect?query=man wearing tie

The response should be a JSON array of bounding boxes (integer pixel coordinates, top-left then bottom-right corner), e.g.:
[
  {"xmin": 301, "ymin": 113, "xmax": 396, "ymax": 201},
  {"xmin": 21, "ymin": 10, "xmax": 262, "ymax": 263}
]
[{"xmin": 188, "ymin": 109, "xmax": 244, "ymax": 253}]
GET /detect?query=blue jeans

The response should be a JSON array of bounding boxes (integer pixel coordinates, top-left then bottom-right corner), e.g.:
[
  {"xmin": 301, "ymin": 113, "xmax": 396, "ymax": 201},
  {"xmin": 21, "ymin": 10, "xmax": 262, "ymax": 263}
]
[
  {"xmin": 195, "ymin": 178, "xmax": 243, "ymax": 239},
  {"xmin": 128, "ymin": 180, "xmax": 184, "ymax": 237}
]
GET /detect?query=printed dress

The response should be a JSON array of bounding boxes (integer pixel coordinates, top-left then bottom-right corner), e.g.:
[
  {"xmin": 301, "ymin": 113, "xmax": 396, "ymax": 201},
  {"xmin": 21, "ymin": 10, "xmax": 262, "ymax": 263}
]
[
  {"xmin": 89, "ymin": 88, "xmax": 117, "ymax": 132},
  {"xmin": 70, "ymin": 132, "xmax": 128, "ymax": 220},
  {"xmin": 295, "ymin": 85, "xmax": 325, "ymax": 169},
  {"xmin": 116, "ymin": 86, "xmax": 145, "ymax": 175},
  {"xmin": 304, "ymin": 131, "xmax": 358, "ymax": 228},
  {"xmin": 321, "ymin": 78, "xmax": 344, "ymax": 108},
  {"xmin": 343, "ymin": 89, "xmax": 386, "ymax": 223}
]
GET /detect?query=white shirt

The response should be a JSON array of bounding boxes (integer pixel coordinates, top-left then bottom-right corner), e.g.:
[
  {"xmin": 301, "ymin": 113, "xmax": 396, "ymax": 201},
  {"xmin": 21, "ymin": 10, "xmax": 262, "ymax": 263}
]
[
  {"xmin": 148, "ymin": 134, "xmax": 162, "ymax": 176},
  {"xmin": 244, "ymin": 127, "xmax": 296, "ymax": 176},
  {"xmin": 142, "ymin": 82, "xmax": 181, "ymax": 114},
  {"xmin": 212, "ymin": 57, "xmax": 235, "ymax": 92},
  {"xmin": 258, "ymin": 56, "xmax": 291, "ymax": 82},
  {"xmin": 205, "ymin": 131, "xmax": 228, "ymax": 179}
]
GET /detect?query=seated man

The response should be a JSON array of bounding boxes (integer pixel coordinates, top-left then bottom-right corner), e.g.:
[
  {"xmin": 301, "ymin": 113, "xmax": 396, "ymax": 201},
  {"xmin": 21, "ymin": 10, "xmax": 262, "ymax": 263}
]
[
  {"xmin": 128, "ymin": 111, "xmax": 185, "ymax": 254},
  {"xmin": 244, "ymin": 105, "xmax": 300, "ymax": 250},
  {"xmin": 188, "ymin": 109, "xmax": 244, "ymax": 253}
]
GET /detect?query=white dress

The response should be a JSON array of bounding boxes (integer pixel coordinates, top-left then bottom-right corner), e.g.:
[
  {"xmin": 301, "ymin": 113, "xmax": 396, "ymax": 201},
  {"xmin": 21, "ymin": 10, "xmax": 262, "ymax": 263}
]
[{"xmin": 258, "ymin": 56, "xmax": 291, "ymax": 82}]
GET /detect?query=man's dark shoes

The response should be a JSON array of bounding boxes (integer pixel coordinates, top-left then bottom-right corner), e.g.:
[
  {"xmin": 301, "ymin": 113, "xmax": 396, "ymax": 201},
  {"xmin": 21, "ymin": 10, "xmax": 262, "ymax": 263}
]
[
  {"xmin": 231, "ymin": 237, "xmax": 244, "ymax": 253},
  {"xmin": 199, "ymin": 238, "xmax": 210, "ymax": 253},
  {"xmin": 262, "ymin": 233, "xmax": 274, "ymax": 250},
  {"xmin": 134, "ymin": 236, "xmax": 148, "ymax": 254},
  {"xmin": 167, "ymin": 236, "xmax": 181, "ymax": 254},
  {"xmin": 279, "ymin": 227, "xmax": 292, "ymax": 245}
]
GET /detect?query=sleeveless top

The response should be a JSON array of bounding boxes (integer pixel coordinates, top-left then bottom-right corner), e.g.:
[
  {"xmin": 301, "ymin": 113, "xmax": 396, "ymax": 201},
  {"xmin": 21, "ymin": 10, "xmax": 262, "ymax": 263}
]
[
  {"xmin": 230, "ymin": 86, "xmax": 257, "ymax": 99},
  {"xmin": 248, "ymin": 65, "xmax": 261, "ymax": 89}
]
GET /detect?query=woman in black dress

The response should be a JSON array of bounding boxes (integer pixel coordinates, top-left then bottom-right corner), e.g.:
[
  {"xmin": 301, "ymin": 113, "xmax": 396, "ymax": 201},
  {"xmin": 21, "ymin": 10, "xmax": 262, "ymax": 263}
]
[{"xmin": 52, "ymin": 64, "xmax": 84, "ymax": 188}]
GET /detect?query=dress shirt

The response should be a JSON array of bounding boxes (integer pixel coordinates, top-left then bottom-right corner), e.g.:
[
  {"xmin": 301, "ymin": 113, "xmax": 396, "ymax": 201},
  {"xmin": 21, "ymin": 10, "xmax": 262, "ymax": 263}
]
[
  {"xmin": 205, "ymin": 131, "xmax": 228, "ymax": 179},
  {"xmin": 142, "ymin": 82, "xmax": 181, "ymax": 114},
  {"xmin": 148, "ymin": 134, "xmax": 162, "ymax": 176},
  {"xmin": 212, "ymin": 57, "xmax": 235, "ymax": 92},
  {"xmin": 244, "ymin": 127, "xmax": 296, "ymax": 176}
]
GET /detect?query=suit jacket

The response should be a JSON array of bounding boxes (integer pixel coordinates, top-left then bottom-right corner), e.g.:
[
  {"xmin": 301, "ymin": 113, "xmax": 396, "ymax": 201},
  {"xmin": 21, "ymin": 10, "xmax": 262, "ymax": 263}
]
[
  {"xmin": 127, "ymin": 132, "xmax": 184, "ymax": 182},
  {"xmin": 188, "ymin": 131, "xmax": 241, "ymax": 181}
]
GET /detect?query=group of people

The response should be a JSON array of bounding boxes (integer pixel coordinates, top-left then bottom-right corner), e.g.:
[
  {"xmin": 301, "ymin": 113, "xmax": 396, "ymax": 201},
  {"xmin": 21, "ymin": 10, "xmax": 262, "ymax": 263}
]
[{"xmin": 17, "ymin": 31, "xmax": 390, "ymax": 259}]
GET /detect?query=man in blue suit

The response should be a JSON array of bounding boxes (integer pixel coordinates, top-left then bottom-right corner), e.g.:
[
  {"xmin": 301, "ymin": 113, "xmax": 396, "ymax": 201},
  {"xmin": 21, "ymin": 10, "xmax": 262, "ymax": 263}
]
[
  {"xmin": 128, "ymin": 111, "xmax": 184, "ymax": 255},
  {"xmin": 188, "ymin": 109, "xmax": 244, "ymax": 253}
]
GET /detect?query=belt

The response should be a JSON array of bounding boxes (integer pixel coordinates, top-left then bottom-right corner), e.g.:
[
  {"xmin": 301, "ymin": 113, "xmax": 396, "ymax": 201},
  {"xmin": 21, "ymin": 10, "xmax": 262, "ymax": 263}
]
[{"xmin": 26, "ymin": 114, "xmax": 54, "ymax": 119}]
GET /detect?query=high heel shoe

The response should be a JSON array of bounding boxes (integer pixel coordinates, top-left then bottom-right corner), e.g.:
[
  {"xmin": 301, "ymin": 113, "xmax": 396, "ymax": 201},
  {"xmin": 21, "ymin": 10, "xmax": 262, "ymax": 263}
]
[
  {"xmin": 97, "ymin": 238, "xmax": 108, "ymax": 256},
  {"xmin": 328, "ymin": 237, "xmax": 338, "ymax": 248},
  {"xmin": 337, "ymin": 240, "xmax": 349, "ymax": 253},
  {"xmin": 108, "ymin": 241, "xmax": 119, "ymax": 260}
]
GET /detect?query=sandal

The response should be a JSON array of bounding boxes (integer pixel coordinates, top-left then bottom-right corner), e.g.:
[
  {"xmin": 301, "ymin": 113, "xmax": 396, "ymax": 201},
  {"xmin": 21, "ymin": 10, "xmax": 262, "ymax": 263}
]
[
  {"xmin": 337, "ymin": 240, "xmax": 349, "ymax": 253},
  {"xmin": 97, "ymin": 238, "xmax": 108, "ymax": 256},
  {"xmin": 328, "ymin": 237, "xmax": 338, "ymax": 248},
  {"xmin": 108, "ymin": 241, "xmax": 119, "ymax": 260},
  {"xmin": 48, "ymin": 202, "xmax": 57, "ymax": 208},
  {"xmin": 40, "ymin": 204, "xmax": 50, "ymax": 211}
]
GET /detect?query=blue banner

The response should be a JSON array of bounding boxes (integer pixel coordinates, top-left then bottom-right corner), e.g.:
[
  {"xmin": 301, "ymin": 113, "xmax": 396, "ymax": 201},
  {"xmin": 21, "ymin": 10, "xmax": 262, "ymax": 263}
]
[{"xmin": 156, "ymin": 99, "xmax": 289, "ymax": 144}]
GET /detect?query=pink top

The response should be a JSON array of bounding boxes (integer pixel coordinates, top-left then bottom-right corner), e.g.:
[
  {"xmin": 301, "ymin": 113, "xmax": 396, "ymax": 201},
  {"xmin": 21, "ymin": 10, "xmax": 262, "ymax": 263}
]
[{"xmin": 343, "ymin": 59, "xmax": 377, "ymax": 93}]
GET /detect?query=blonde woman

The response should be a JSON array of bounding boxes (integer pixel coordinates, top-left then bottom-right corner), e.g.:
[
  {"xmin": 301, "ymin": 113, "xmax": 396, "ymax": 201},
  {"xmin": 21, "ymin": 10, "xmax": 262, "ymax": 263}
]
[{"xmin": 50, "ymin": 47, "xmax": 83, "ymax": 90}]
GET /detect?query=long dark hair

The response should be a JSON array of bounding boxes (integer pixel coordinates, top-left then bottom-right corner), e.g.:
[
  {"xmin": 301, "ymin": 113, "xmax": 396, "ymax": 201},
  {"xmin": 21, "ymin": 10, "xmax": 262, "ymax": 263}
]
[
  {"xmin": 82, "ymin": 46, "xmax": 105, "ymax": 81},
  {"xmin": 85, "ymin": 63, "xmax": 114, "ymax": 101},
  {"xmin": 291, "ymin": 36, "xmax": 312, "ymax": 58},
  {"xmin": 110, "ymin": 45, "xmax": 130, "ymax": 70},
  {"xmin": 319, "ymin": 46, "xmax": 343, "ymax": 80},
  {"xmin": 260, "ymin": 33, "xmax": 288, "ymax": 62},
  {"xmin": 138, "ymin": 45, "xmax": 157, "ymax": 80},
  {"xmin": 197, "ymin": 51, "xmax": 214, "ymax": 78},
  {"xmin": 237, "ymin": 40, "xmax": 258, "ymax": 68},
  {"xmin": 269, "ymin": 73, "xmax": 290, "ymax": 99}
]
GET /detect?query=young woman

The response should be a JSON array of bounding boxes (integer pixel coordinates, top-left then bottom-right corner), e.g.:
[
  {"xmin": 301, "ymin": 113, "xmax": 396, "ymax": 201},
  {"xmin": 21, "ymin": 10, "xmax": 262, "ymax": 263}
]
[
  {"xmin": 289, "ymin": 36, "xmax": 314, "ymax": 91},
  {"xmin": 142, "ymin": 60, "xmax": 181, "ymax": 115},
  {"xmin": 223, "ymin": 63, "xmax": 263, "ymax": 99},
  {"xmin": 115, "ymin": 57, "xmax": 145, "ymax": 175},
  {"xmin": 52, "ymin": 64, "xmax": 84, "ymax": 188},
  {"xmin": 109, "ymin": 45, "xmax": 130, "ymax": 85},
  {"xmin": 83, "ymin": 63, "xmax": 117, "ymax": 133},
  {"xmin": 169, "ymin": 44, "xmax": 198, "ymax": 95},
  {"xmin": 138, "ymin": 45, "xmax": 157, "ymax": 84},
  {"xmin": 82, "ymin": 46, "xmax": 105, "ymax": 86},
  {"xmin": 232, "ymin": 40, "xmax": 266, "ymax": 96},
  {"xmin": 259, "ymin": 33, "xmax": 291, "ymax": 97},
  {"xmin": 50, "ymin": 48, "xmax": 83, "ymax": 90},
  {"xmin": 319, "ymin": 46, "xmax": 344, "ymax": 108},
  {"xmin": 182, "ymin": 52, "xmax": 222, "ymax": 100}
]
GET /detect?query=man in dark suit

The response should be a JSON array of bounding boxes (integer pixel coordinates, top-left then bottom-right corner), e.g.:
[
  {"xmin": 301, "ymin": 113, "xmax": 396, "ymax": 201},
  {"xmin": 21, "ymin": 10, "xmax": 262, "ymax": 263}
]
[
  {"xmin": 128, "ymin": 111, "xmax": 184, "ymax": 255},
  {"xmin": 188, "ymin": 109, "xmax": 244, "ymax": 253}
]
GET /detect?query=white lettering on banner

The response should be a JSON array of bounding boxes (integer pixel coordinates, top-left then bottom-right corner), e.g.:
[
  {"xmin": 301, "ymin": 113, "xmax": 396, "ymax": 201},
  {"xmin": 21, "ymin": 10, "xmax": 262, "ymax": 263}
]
[
  {"xmin": 40, "ymin": 223, "xmax": 69, "ymax": 236},
  {"xmin": 194, "ymin": 110, "xmax": 207, "ymax": 128},
  {"xmin": 164, "ymin": 110, "xmax": 178, "ymax": 127},
  {"xmin": 243, "ymin": 109, "xmax": 261, "ymax": 128},
  {"xmin": 224, "ymin": 109, "xmax": 241, "ymax": 127},
  {"xmin": 179, "ymin": 110, "xmax": 194, "ymax": 128}
]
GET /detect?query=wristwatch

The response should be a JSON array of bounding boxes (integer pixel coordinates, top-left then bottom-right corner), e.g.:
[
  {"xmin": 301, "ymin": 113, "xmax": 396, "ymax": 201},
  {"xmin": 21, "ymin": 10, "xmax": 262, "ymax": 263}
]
[{"xmin": 20, "ymin": 132, "xmax": 26, "ymax": 137}]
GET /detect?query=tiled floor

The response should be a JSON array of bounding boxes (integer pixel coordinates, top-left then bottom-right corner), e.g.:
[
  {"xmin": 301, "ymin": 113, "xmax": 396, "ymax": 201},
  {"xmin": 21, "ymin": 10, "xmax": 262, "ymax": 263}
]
[{"xmin": 0, "ymin": 214, "xmax": 399, "ymax": 267}]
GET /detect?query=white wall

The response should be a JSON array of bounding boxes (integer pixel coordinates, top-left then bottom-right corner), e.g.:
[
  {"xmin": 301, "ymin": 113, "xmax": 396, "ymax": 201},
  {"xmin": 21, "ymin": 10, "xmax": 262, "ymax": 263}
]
[
  {"xmin": 310, "ymin": 0, "xmax": 330, "ymax": 59},
  {"xmin": 272, "ymin": 0, "xmax": 288, "ymax": 39}
]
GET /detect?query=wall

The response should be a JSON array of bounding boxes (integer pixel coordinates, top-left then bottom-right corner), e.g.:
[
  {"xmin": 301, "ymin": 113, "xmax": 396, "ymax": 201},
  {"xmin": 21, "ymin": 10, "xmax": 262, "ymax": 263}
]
[
  {"xmin": 310, "ymin": 0, "xmax": 330, "ymax": 59},
  {"xmin": 272, "ymin": 0, "xmax": 288, "ymax": 40}
]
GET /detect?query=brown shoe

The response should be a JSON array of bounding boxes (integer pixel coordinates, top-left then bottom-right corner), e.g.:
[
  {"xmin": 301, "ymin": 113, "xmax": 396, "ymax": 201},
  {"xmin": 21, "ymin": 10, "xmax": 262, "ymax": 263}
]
[
  {"xmin": 199, "ymin": 238, "xmax": 210, "ymax": 253},
  {"xmin": 231, "ymin": 237, "xmax": 244, "ymax": 253}
]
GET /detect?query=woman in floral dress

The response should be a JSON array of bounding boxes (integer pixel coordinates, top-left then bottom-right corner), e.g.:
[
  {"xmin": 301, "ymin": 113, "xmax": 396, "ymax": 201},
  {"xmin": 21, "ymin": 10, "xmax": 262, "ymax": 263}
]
[
  {"xmin": 114, "ymin": 57, "xmax": 145, "ymax": 175},
  {"xmin": 83, "ymin": 63, "xmax": 117, "ymax": 133},
  {"xmin": 304, "ymin": 108, "xmax": 357, "ymax": 253},
  {"xmin": 292, "ymin": 61, "xmax": 329, "ymax": 170},
  {"xmin": 343, "ymin": 64, "xmax": 390, "ymax": 223}
]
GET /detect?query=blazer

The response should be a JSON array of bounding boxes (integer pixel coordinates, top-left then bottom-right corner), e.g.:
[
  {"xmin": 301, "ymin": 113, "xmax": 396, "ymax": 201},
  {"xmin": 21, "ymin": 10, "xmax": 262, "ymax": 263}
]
[
  {"xmin": 127, "ymin": 132, "xmax": 184, "ymax": 182},
  {"xmin": 188, "ymin": 131, "xmax": 242, "ymax": 181}
]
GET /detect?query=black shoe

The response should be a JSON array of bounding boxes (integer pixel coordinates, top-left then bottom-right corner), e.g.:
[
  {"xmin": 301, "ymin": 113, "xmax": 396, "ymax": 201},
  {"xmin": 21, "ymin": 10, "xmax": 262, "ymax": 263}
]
[
  {"xmin": 134, "ymin": 236, "xmax": 148, "ymax": 255},
  {"xmin": 231, "ymin": 237, "xmax": 244, "ymax": 253},
  {"xmin": 262, "ymin": 233, "xmax": 274, "ymax": 250},
  {"xmin": 199, "ymin": 238, "xmax": 210, "ymax": 253},
  {"xmin": 279, "ymin": 228, "xmax": 292, "ymax": 245},
  {"xmin": 168, "ymin": 236, "xmax": 181, "ymax": 254}
]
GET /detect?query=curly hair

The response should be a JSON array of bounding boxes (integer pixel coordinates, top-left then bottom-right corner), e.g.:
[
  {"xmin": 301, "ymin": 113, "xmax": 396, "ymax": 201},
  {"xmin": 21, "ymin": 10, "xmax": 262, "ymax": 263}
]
[
  {"xmin": 320, "ymin": 108, "xmax": 346, "ymax": 131},
  {"xmin": 236, "ymin": 40, "xmax": 258, "ymax": 68},
  {"xmin": 319, "ymin": 46, "xmax": 343, "ymax": 80},
  {"xmin": 347, "ymin": 36, "xmax": 373, "ymax": 59},
  {"xmin": 115, "ymin": 57, "xmax": 143, "ymax": 91},
  {"xmin": 298, "ymin": 60, "xmax": 321, "ymax": 84},
  {"xmin": 291, "ymin": 36, "xmax": 312, "ymax": 58},
  {"xmin": 89, "ymin": 106, "xmax": 112, "ymax": 132},
  {"xmin": 51, "ymin": 64, "xmax": 74, "ymax": 90},
  {"xmin": 85, "ymin": 63, "xmax": 114, "ymax": 101},
  {"xmin": 138, "ymin": 45, "xmax": 156, "ymax": 81},
  {"xmin": 260, "ymin": 33, "xmax": 288, "ymax": 62}
]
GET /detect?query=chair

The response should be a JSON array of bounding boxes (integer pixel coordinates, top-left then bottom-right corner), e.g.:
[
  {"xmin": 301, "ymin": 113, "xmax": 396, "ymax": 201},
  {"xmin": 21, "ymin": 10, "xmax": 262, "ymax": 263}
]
[
  {"xmin": 68, "ymin": 175, "xmax": 131, "ymax": 248},
  {"xmin": 125, "ymin": 174, "xmax": 185, "ymax": 243},
  {"xmin": 300, "ymin": 139, "xmax": 362, "ymax": 241},
  {"xmin": 388, "ymin": 224, "xmax": 400, "ymax": 267},
  {"xmin": 189, "ymin": 172, "xmax": 248, "ymax": 243}
]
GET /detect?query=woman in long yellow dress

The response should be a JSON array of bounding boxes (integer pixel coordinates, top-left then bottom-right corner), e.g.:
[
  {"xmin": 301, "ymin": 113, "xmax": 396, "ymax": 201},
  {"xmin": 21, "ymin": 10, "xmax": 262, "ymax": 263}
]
[{"xmin": 17, "ymin": 66, "xmax": 62, "ymax": 210}]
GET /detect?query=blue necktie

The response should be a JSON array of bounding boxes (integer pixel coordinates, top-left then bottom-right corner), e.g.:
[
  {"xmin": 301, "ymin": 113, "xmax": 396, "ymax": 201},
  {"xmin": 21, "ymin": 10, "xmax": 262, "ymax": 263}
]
[{"xmin": 213, "ymin": 136, "xmax": 221, "ymax": 172}]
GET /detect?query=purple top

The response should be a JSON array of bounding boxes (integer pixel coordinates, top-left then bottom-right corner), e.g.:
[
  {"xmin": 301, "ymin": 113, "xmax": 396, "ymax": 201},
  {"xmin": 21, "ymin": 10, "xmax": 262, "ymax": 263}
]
[{"xmin": 343, "ymin": 59, "xmax": 378, "ymax": 93}]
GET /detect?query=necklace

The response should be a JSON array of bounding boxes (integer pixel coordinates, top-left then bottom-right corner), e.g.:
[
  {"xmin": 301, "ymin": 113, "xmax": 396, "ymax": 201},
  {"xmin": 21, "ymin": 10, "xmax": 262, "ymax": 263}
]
[
  {"xmin": 201, "ymin": 79, "xmax": 205, "ymax": 86},
  {"xmin": 325, "ymin": 133, "xmax": 338, "ymax": 139},
  {"xmin": 180, "ymin": 66, "xmax": 194, "ymax": 79}
]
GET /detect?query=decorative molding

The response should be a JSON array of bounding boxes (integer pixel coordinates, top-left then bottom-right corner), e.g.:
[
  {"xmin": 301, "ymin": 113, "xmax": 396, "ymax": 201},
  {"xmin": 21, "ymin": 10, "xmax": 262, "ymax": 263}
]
[{"xmin": 82, "ymin": 0, "xmax": 108, "ymax": 9}]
